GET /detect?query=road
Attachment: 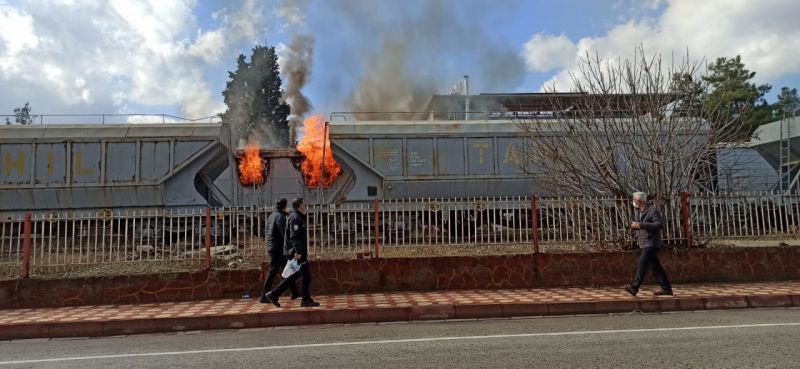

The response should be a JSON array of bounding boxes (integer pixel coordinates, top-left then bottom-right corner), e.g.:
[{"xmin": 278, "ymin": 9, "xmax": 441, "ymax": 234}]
[{"xmin": 1, "ymin": 308, "xmax": 798, "ymax": 368}]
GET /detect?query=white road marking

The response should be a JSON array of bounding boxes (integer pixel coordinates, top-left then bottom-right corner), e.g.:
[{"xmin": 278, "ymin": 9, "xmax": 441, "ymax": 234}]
[{"xmin": 1, "ymin": 322, "xmax": 799, "ymax": 365}]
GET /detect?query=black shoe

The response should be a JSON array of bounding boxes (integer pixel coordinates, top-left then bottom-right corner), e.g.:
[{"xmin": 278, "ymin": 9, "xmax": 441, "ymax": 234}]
[
  {"xmin": 259, "ymin": 296, "xmax": 269, "ymax": 304},
  {"xmin": 654, "ymin": 289, "xmax": 674, "ymax": 296},
  {"xmin": 290, "ymin": 291, "xmax": 300, "ymax": 300},
  {"xmin": 264, "ymin": 292, "xmax": 281, "ymax": 307},
  {"xmin": 624, "ymin": 284, "xmax": 638, "ymax": 297},
  {"xmin": 300, "ymin": 299, "xmax": 320, "ymax": 307}
]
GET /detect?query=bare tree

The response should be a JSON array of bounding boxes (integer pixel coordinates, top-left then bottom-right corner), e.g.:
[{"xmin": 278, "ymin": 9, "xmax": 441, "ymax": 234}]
[
  {"xmin": 514, "ymin": 48, "xmax": 751, "ymax": 250},
  {"xmin": 516, "ymin": 49, "xmax": 749, "ymax": 202}
]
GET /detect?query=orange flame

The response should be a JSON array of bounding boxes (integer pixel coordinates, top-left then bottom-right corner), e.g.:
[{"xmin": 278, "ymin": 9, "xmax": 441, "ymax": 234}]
[
  {"xmin": 297, "ymin": 115, "xmax": 341, "ymax": 188},
  {"xmin": 238, "ymin": 145, "xmax": 264, "ymax": 185}
]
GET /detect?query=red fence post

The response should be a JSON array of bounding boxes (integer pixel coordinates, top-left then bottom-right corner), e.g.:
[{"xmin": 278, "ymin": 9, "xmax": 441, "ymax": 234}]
[
  {"xmin": 373, "ymin": 198, "xmax": 381, "ymax": 258},
  {"xmin": 21, "ymin": 213, "xmax": 31, "ymax": 278},
  {"xmin": 531, "ymin": 194, "xmax": 540, "ymax": 254},
  {"xmin": 680, "ymin": 192, "xmax": 692, "ymax": 247},
  {"xmin": 205, "ymin": 208, "xmax": 212, "ymax": 270}
]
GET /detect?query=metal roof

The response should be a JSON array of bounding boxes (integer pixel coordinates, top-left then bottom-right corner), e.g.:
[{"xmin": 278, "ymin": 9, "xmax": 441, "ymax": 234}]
[
  {"xmin": 424, "ymin": 93, "xmax": 681, "ymax": 113},
  {"xmin": 0, "ymin": 123, "xmax": 226, "ymax": 141}
]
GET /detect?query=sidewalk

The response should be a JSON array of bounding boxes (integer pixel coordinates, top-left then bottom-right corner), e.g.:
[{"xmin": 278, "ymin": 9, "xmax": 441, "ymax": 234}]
[{"xmin": 2, "ymin": 281, "xmax": 799, "ymax": 340}]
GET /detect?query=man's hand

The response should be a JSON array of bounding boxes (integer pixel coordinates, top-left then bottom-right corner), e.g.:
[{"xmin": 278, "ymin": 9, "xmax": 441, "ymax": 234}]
[
  {"xmin": 294, "ymin": 254, "xmax": 302, "ymax": 261},
  {"xmin": 631, "ymin": 222, "xmax": 641, "ymax": 230}
]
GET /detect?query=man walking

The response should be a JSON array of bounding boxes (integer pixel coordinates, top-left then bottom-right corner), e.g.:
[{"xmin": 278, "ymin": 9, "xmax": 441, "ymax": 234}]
[
  {"xmin": 624, "ymin": 192, "xmax": 673, "ymax": 297},
  {"xmin": 260, "ymin": 199, "xmax": 299, "ymax": 303},
  {"xmin": 265, "ymin": 198, "xmax": 320, "ymax": 307}
]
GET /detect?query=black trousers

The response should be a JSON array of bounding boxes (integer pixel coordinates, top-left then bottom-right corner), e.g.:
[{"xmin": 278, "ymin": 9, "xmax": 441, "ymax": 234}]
[
  {"xmin": 261, "ymin": 251, "xmax": 298, "ymax": 298},
  {"xmin": 631, "ymin": 247, "xmax": 672, "ymax": 291},
  {"xmin": 271, "ymin": 259, "xmax": 311, "ymax": 300}
]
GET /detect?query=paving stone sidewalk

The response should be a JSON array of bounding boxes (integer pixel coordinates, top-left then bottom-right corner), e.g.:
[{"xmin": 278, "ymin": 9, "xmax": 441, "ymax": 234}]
[{"xmin": 2, "ymin": 281, "xmax": 799, "ymax": 340}]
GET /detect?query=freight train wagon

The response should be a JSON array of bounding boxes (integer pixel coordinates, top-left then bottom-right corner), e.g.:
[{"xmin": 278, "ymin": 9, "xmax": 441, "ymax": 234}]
[{"xmin": 3, "ymin": 118, "xmax": 766, "ymax": 216}]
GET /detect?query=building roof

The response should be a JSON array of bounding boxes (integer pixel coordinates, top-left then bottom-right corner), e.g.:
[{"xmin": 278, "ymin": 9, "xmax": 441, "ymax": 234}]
[{"xmin": 424, "ymin": 92, "xmax": 680, "ymax": 113}]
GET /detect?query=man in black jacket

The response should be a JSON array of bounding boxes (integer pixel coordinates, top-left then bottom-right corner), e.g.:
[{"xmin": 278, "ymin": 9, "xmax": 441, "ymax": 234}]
[
  {"xmin": 624, "ymin": 192, "xmax": 673, "ymax": 297},
  {"xmin": 259, "ymin": 199, "xmax": 298, "ymax": 304},
  {"xmin": 264, "ymin": 198, "xmax": 320, "ymax": 307}
]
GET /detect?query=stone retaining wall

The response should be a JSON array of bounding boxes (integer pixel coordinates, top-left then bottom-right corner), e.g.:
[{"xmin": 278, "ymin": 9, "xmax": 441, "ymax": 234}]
[{"xmin": 2, "ymin": 246, "xmax": 798, "ymax": 309}]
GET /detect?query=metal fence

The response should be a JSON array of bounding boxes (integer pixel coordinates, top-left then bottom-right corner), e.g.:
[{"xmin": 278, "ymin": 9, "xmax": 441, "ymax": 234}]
[
  {"xmin": 0, "ymin": 207, "xmax": 272, "ymax": 278},
  {"xmin": 307, "ymin": 196, "xmax": 688, "ymax": 256},
  {"xmin": 1, "ymin": 192, "xmax": 799, "ymax": 278},
  {"xmin": 689, "ymin": 192, "xmax": 800, "ymax": 239}
]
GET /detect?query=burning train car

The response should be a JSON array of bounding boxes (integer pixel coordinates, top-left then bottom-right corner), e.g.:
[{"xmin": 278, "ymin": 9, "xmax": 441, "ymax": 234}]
[{"xmin": 0, "ymin": 119, "xmax": 347, "ymax": 217}]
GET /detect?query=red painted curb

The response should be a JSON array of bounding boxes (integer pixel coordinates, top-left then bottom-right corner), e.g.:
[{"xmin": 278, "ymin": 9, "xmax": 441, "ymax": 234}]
[
  {"xmin": 1, "ymin": 295, "xmax": 797, "ymax": 341},
  {"xmin": 546, "ymin": 302, "xmax": 596, "ymax": 315},
  {"xmin": 408, "ymin": 305, "xmax": 455, "ymax": 320},
  {"xmin": 0, "ymin": 323, "xmax": 48, "ymax": 340},
  {"xmin": 746, "ymin": 295, "xmax": 791, "ymax": 308},
  {"xmin": 359, "ymin": 307, "xmax": 409, "ymax": 323},
  {"xmin": 454, "ymin": 304, "xmax": 503, "ymax": 319},
  {"xmin": 313, "ymin": 308, "xmax": 360, "ymax": 324},
  {"xmin": 207, "ymin": 313, "xmax": 262, "ymax": 331},
  {"xmin": 500, "ymin": 303, "xmax": 548, "ymax": 317},
  {"xmin": 704, "ymin": 296, "xmax": 749, "ymax": 310},
  {"xmin": 676, "ymin": 297, "xmax": 706, "ymax": 311},
  {"xmin": 103, "ymin": 318, "xmax": 158, "ymax": 336},
  {"xmin": 593, "ymin": 300, "xmax": 638, "ymax": 314}
]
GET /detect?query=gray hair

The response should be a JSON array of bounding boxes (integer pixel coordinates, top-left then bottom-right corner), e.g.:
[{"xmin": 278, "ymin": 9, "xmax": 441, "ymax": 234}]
[{"xmin": 632, "ymin": 192, "xmax": 647, "ymax": 202}]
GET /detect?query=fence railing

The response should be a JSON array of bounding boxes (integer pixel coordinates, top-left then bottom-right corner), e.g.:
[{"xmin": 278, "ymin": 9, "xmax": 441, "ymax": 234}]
[
  {"xmin": 0, "ymin": 207, "xmax": 272, "ymax": 278},
  {"xmin": 0, "ymin": 114, "xmax": 222, "ymax": 125},
  {"xmin": 689, "ymin": 193, "xmax": 800, "ymax": 239},
  {"xmin": 2, "ymin": 192, "xmax": 798, "ymax": 278}
]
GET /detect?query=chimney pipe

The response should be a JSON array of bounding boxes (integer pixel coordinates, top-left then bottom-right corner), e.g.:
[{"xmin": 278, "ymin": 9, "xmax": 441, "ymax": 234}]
[{"xmin": 464, "ymin": 75, "xmax": 470, "ymax": 121}]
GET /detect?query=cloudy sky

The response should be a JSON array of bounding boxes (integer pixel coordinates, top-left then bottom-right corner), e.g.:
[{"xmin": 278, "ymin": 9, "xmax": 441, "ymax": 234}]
[{"xmin": 1, "ymin": 0, "xmax": 799, "ymax": 121}]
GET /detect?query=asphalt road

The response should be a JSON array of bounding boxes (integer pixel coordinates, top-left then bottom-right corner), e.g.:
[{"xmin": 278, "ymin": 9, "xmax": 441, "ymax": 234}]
[{"xmin": 1, "ymin": 308, "xmax": 799, "ymax": 369}]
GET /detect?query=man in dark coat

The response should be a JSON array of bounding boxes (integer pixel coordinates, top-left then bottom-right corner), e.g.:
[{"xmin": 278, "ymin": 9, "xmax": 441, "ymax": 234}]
[
  {"xmin": 259, "ymin": 198, "xmax": 298, "ymax": 303},
  {"xmin": 624, "ymin": 191, "xmax": 673, "ymax": 297},
  {"xmin": 264, "ymin": 198, "xmax": 320, "ymax": 307}
]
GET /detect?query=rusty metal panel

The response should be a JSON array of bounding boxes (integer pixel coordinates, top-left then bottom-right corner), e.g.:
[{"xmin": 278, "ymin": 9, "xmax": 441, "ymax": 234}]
[
  {"xmin": 407, "ymin": 138, "xmax": 434, "ymax": 176},
  {"xmin": 0, "ymin": 144, "xmax": 32, "ymax": 185},
  {"xmin": 436, "ymin": 138, "xmax": 464, "ymax": 176},
  {"xmin": 337, "ymin": 139, "xmax": 370, "ymax": 164},
  {"xmin": 34, "ymin": 143, "xmax": 66, "ymax": 184},
  {"xmin": 268, "ymin": 158, "xmax": 304, "ymax": 203},
  {"xmin": 140, "ymin": 141, "xmax": 170, "ymax": 182},
  {"xmin": 467, "ymin": 138, "xmax": 494, "ymax": 175},
  {"xmin": 71, "ymin": 143, "xmax": 101, "ymax": 183},
  {"xmin": 498, "ymin": 137, "xmax": 525, "ymax": 174},
  {"xmin": 106, "ymin": 142, "xmax": 136, "ymax": 183},
  {"xmin": 174, "ymin": 141, "xmax": 207, "ymax": 165},
  {"xmin": 373, "ymin": 139, "xmax": 403, "ymax": 176}
]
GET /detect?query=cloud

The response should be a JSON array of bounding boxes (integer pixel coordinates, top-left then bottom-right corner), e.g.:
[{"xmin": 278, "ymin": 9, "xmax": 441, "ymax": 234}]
[
  {"xmin": 189, "ymin": 0, "xmax": 263, "ymax": 64},
  {"xmin": 529, "ymin": 0, "xmax": 800, "ymax": 90},
  {"xmin": 0, "ymin": 4, "xmax": 38, "ymax": 55},
  {"xmin": 522, "ymin": 33, "xmax": 577, "ymax": 72},
  {"xmin": 277, "ymin": 0, "xmax": 311, "ymax": 28},
  {"xmin": 0, "ymin": 0, "xmax": 266, "ymax": 118}
]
